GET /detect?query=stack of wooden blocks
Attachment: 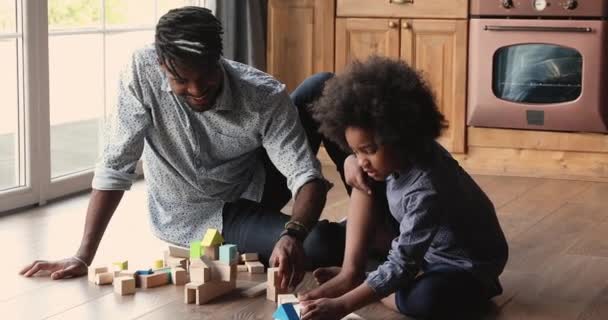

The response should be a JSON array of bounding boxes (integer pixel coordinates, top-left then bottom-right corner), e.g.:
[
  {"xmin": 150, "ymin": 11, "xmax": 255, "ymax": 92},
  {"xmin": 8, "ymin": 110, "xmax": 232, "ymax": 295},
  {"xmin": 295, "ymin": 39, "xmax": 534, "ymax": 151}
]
[{"xmin": 184, "ymin": 228, "xmax": 240, "ymax": 305}]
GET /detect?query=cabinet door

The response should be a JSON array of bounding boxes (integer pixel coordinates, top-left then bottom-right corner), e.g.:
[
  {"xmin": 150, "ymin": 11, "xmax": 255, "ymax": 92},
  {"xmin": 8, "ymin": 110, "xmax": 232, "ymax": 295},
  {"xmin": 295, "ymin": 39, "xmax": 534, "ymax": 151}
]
[
  {"xmin": 267, "ymin": 0, "xmax": 335, "ymax": 92},
  {"xmin": 335, "ymin": 18, "xmax": 400, "ymax": 73},
  {"xmin": 401, "ymin": 19, "xmax": 467, "ymax": 153}
]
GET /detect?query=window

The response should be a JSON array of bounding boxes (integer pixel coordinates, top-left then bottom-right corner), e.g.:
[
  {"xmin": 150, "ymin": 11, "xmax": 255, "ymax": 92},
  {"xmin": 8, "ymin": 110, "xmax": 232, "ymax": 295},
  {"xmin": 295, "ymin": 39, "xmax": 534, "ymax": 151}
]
[
  {"xmin": 0, "ymin": 0, "xmax": 24, "ymax": 192},
  {"xmin": 0, "ymin": 0, "xmax": 207, "ymax": 212}
]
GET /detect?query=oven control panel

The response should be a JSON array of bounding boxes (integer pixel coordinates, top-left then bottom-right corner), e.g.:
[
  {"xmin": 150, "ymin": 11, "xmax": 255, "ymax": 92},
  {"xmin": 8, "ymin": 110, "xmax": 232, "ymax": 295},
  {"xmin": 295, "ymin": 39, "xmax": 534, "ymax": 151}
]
[{"xmin": 470, "ymin": 0, "xmax": 608, "ymax": 17}]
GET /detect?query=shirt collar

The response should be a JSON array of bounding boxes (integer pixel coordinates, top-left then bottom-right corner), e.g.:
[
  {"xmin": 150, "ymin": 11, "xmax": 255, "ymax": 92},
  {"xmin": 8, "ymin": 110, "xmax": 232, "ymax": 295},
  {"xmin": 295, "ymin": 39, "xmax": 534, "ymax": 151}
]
[{"xmin": 160, "ymin": 58, "xmax": 233, "ymax": 111}]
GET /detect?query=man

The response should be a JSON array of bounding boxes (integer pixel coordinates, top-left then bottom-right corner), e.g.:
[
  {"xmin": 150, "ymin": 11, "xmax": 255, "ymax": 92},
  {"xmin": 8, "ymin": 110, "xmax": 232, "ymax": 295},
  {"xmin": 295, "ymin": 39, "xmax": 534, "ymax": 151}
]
[{"xmin": 19, "ymin": 6, "xmax": 347, "ymax": 290}]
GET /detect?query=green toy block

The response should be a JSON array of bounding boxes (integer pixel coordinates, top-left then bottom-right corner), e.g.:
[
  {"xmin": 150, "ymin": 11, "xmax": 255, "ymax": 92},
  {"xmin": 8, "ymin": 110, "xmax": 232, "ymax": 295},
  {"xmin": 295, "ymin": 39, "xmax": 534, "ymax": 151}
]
[{"xmin": 190, "ymin": 241, "xmax": 202, "ymax": 258}]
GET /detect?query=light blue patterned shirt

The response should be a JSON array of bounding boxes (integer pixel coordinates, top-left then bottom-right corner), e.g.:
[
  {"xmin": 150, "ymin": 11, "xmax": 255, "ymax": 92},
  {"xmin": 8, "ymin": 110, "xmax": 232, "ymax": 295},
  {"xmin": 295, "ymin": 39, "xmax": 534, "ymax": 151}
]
[{"xmin": 92, "ymin": 45, "xmax": 323, "ymax": 246}]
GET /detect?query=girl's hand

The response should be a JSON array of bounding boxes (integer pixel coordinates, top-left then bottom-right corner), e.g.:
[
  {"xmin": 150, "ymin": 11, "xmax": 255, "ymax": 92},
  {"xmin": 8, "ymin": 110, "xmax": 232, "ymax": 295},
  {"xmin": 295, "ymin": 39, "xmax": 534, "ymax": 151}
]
[
  {"xmin": 300, "ymin": 298, "xmax": 348, "ymax": 320},
  {"xmin": 344, "ymin": 155, "xmax": 372, "ymax": 195}
]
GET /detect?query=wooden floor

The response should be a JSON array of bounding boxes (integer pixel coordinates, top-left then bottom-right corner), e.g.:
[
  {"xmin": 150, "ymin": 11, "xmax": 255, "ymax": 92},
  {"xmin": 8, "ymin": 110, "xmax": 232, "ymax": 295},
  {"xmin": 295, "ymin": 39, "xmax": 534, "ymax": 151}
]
[{"xmin": 2, "ymin": 161, "xmax": 608, "ymax": 319}]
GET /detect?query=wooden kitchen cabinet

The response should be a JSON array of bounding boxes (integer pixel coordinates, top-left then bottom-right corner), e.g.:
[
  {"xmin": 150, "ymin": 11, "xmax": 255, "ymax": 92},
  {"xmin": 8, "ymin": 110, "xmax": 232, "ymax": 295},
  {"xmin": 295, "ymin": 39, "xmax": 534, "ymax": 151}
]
[
  {"xmin": 335, "ymin": 18, "xmax": 467, "ymax": 153},
  {"xmin": 267, "ymin": 0, "xmax": 335, "ymax": 92}
]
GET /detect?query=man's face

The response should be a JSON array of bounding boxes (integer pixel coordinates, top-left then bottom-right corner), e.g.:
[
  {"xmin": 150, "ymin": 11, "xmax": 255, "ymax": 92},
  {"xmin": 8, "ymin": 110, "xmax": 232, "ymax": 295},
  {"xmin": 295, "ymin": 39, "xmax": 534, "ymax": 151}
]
[
  {"xmin": 345, "ymin": 126, "xmax": 401, "ymax": 181},
  {"xmin": 161, "ymin": 60, "xmax": 223, "ymax": 112}
]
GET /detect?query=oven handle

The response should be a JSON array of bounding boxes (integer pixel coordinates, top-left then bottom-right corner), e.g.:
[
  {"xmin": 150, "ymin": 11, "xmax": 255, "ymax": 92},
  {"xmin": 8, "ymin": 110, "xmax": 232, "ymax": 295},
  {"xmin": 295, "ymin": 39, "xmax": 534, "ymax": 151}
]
[{"xmin": 484, "ymin": 25, "xmax": 593, "ymax": 33}]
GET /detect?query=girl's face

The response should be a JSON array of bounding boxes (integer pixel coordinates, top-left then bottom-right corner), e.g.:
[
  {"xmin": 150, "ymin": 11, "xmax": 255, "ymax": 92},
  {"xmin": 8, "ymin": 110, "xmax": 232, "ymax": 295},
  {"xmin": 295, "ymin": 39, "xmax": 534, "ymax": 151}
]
[{"xmin": 345, "ymin": 126, "xmax": 401, "ymax": 181}]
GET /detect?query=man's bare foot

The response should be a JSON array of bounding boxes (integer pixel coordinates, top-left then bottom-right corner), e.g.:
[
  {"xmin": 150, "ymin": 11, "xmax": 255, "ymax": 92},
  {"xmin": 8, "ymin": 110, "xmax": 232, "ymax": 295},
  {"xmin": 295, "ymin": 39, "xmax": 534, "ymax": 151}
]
[{"xmin": 299, "ymin": 267, "xmax": 364, "ymax": 300}]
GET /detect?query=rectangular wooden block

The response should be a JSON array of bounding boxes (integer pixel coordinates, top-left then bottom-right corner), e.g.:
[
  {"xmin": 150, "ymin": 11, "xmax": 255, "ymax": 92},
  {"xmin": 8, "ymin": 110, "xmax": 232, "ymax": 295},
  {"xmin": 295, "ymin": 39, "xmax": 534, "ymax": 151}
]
[
  {"xmin": 140, "ymin": 272, "xmax": 170, "ymax": 289},
  {"xmin": 241, "ymin": 281, "xmax": 267, "ymax": 298},
  {"xmin": 172, "ymin": 267, "xmax": 188, "ymax": 285},
  {"xmin": 114, "ymin": 276, "xmax": 135, "ymax": 295},
  {"xmin": 267, "ymin": 267, "xmax": 279, "ymax": 286},
  {"xmin": 277, "ymin": 293, "xmax": 299, "ymax": 305},
  {"xmin": 214, "ymin": 262, "xmax": 237, "ymax": 283},
  {"xmin": 267, "ymin": 283, "xmax": 288, "ymax": 302},
  {"xmin": 164, "ymin": 254, "xmax": 188, "ymax": 270},
  {"xmin": 194, "ymin": 280, "xmax": 235, "ymax": 305},
  {"xmin": 246, "ymin": 261, "xmax": 265, "ymax": 274},
  {"xmin": 113, "ymin": 270, "xmax": 135, "ymax": 278},
  {"xmin": 168, "ymin": 245, "xmax": 190, "ymax": 258},
  {"xmin": 203, "ymin": 245, "xmax": 219, "ymax": 260},
  {"xmin": 95, "ymin": 272, "xmax": 114, "ymax": 285},
  {"xmin": 240, "ymin": 253, "xmax": 259, "ymax": 262},
  {"xmin": 185, "ymin": 282, "xmax": 203, "ymax": 304},
  {"xmin": 88, "ymin": 266, "xmax": 108, "ymax": 283},
  {"xmin": 237, "ymin": 264, "xmax": 248, "ymax": 272},
  {"xmin": 189, "ymin": 264, "xmax": 210, "ymax": 283}
]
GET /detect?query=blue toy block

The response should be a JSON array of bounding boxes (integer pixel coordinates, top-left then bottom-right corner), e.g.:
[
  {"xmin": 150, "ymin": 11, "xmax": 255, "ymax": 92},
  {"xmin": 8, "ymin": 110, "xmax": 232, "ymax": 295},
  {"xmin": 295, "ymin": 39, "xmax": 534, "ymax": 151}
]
[
  {"xmin": 134, "ymin": 269, "xmax": 153, "ymax": 276},
  {"xmin": 219, "ymin": 244, "xmax": 238, "ymax": 264},
  {"xmin": 273, "ymin": 303, "xmax": 299, "ymax": 320}
]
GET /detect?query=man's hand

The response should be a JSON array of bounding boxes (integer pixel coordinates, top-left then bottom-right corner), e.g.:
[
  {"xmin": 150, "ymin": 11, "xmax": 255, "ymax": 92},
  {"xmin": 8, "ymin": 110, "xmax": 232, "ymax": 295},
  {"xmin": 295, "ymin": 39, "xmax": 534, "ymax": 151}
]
[
  {"xmin": 269, "ymin": 235, "xmax": 306, "ymax": 290},
  {"xmin": 19, "ymin": 257, "xmax": 88, "ymax": 280},
  {"xmin": 344, "ymin": 155, "xmax": 372, "ymax": 194}
]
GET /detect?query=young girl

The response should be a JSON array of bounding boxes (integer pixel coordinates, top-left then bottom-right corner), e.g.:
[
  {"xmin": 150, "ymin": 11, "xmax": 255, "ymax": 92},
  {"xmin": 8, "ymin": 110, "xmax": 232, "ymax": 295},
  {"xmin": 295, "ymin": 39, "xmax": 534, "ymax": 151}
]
[{"xmin": 299, "ymin": 56, "xmax": 508, "ymax": 319}]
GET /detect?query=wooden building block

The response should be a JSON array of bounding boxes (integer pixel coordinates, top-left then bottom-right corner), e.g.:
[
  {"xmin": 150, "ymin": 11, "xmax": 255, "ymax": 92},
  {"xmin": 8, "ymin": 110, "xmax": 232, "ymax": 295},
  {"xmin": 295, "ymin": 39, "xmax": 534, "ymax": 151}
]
[
  {"xmin": 168, "ymin": 245, "xmax": 190, "ymax": 258},
  {"xmin": 184, "ymin": 280, "xmax": 235, "ymax": 305},
  {"xmin": 88, "ymin": 266, "xmax": 108, "ymax": 283},
  {"xmin": 201, "ymin": 228, "xmax": 224, "ymax": 247},
  {"xmin": 95, "ymin": 272, "xmax": 114, "ymax": 285},
  {"xmin": 153, "ymin": 259, "xmax": 164, "ymax": 269},
  {"xmin": 140, "ymin": 272, "xmax": 170, "ymax": 289},
  {"xmin": 203, "ymin": 245, "xmax": 219, "ymax": 260},
  {"xmin": 164, "ymin": 252, "xmax": 188, "ymax": 270},
  {"xmin": 190, "ymin": 241, "xmax": 202, "ymax": 258},
  {"xmin": 171, "ymin": 267, "xmax": 188, "ymax": 285},
  {"xmin": 273, "ymin": 303, "xmax": 299, "ymax": 320},
  {"xmin": 219, "ymin": 244, "xmax": 238, "ymax": 265},
  {"xmin": 113, "ymin": 270, "xmax": 135, "ymax": 278},
  {"xmin": 241, "ymin": 281, "xmax": 267, "ymax": 298},
  {"xmin": 277, "ymin": 293, "xmax": 299, "ymax": 305},
  {"xmin": 114, "ymin": 276, "xmax": 135, "ymax": 295},
  {"xmin": 267, "ymin": 267, "xmax": 279, "ymax": 287},
  {"xmin": 112, "ymin": 260, "xmax": 128, "ymax": 271},
  {"xmin": 246, "ymin": 261, "xmax": 265, "ymax": 274},
  {"xmin": 240, "ymin": 253, "xmax": 259, "ymax": 262},
  {"xmin": 267, "ymin": 283, "xmax": 288, "ymax": 302},
  {"xmin": 237, "ymin": 264, "xmax": 248, "ymax": 272},
  {"xmin": 189, "ymin": 264, "xmax": 211, "ymax": 283},
  {"xmin": 215, "ymin": 262, "xmax": 237, "ymax": 283}
]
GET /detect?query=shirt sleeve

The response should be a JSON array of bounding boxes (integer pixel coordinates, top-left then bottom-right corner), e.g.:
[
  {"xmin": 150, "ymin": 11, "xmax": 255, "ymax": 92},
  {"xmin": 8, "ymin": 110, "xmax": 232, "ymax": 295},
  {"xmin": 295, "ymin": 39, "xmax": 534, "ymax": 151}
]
[
  {"xmin": 260, "ymin": 88, "xmax": 325, "ymax": 198},
  {"xmin": 92, "ymin": 53, "xmax": 151, "ymax": 191},
  {"xmin": 365, "ymin": 187, "xmax": 441, "ymax": 297}
]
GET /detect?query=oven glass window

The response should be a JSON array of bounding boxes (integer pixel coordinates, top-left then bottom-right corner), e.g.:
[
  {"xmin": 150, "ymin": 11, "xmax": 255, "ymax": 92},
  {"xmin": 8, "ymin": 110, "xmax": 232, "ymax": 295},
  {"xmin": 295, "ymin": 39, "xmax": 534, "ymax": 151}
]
[{"xmin": 493, "ymin": 44, "xmax": 582, "ymax": 104}]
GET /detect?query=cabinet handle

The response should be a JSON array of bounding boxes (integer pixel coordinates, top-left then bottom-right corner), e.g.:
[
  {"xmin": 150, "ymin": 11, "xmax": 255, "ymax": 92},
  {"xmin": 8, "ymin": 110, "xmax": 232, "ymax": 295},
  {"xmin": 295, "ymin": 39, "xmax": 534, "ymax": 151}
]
[
  {"xmin": 390, "ymin": 0, "xmax": 414, "ymax": 4},
  {"xmin": 388, "ymin": 21, "xmax": 398, "ymax": 28},
  {"xmin": 402, "ymin": 22, "xmax": 410, "ymax": 29}
]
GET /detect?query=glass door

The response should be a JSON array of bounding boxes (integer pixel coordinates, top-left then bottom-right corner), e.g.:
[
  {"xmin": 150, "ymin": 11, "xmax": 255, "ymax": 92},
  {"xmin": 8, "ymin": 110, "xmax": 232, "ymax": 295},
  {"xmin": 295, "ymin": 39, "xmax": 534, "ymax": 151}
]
[{"xmin": 0, "ymin": 0, "xmax": 206, "ymax": 213}]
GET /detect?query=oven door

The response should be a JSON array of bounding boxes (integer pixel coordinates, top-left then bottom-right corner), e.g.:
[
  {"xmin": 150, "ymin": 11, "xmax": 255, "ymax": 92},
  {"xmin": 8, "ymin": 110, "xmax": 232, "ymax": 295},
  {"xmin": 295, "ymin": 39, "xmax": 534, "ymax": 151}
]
[{"xmin": 468, "ymin": 18, "xmax": 608, "ymax": 133}]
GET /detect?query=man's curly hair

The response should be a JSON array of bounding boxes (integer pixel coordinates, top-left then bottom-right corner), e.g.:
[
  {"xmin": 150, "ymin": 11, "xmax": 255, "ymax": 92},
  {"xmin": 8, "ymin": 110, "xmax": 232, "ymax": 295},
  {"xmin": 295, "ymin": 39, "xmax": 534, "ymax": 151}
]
[{"xmin": 312, "ymin": 56, "xmax": 446, "ymax": 163}]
